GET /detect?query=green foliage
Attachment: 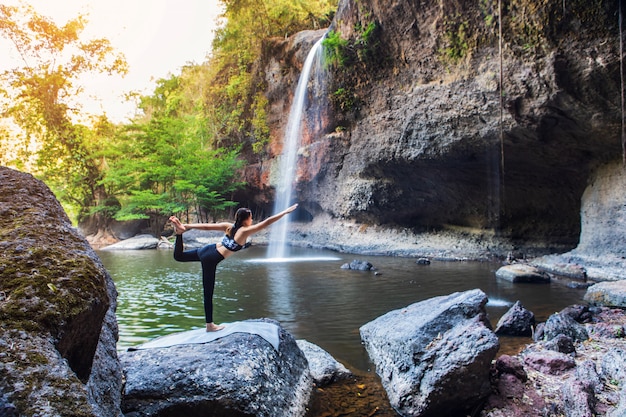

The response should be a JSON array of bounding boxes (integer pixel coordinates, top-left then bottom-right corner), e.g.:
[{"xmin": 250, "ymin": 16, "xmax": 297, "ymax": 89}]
[
  {"xmin": 204, "ymin": 0, "xmax": 336, "ymax": 152},
  {"xmin": 97, "ymin": 75, "xmax": 246, "ymax": 233},
  {"xmin": 331, "ymin": 87, "xmax": 357, "ymax": 112},
  {"xmin": 322, "ymin": 21, "xmax": 380, "ymax": 117},
  {"xmin": 441, "ymin": 17, "xmax": 470, "ymax": 63},
  {"xmin": 0, "ymin": 3, "xmax": 127, "ymax": 220},
  {"xmin": 0, "ymin": 0, "xmax": 337, "ymax": 234},
  {"xmin": 322, "ymin": 30, "xmax": 349, "ymax": 68},
  {"xmin": 251, "ymin": 93, "xmax": 270, "ymax": 154}
]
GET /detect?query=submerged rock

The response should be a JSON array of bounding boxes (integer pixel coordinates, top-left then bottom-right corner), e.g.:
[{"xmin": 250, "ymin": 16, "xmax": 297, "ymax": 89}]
[
  {"xmin": 360, "ymin": 289, "xmax": 499, "ymax": 416},
  {"xmin": 340, "ymin": 259, "xmax": 375, "ymax": 271}
]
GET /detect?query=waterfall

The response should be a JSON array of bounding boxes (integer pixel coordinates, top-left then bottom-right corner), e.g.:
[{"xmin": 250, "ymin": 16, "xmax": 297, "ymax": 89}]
[{"xmin": 267, "ymin": 35, "xmax": 325, "ymax": 259}]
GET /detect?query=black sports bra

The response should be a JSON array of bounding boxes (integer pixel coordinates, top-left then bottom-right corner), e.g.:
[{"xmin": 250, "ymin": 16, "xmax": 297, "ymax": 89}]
[{"xmin": 221, "ymin": 234, "xmax": 244, "ymax": 252}]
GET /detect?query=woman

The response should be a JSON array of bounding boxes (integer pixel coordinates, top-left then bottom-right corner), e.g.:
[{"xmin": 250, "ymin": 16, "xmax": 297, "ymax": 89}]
[{"xmin": 169, "ymin": 203, "xmax": 298, "ymax": 332}]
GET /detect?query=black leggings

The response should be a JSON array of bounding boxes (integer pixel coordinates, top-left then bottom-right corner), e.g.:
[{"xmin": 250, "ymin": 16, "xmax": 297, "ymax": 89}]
[{"xmin": 173, "ymin": 235, "xmax": 225, "ymax": 323}]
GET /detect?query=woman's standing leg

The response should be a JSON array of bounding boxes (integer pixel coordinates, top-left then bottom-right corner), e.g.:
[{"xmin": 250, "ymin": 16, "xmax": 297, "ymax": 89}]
[{"xmin": 198, "ymin": 244, "xmax": 225, "ymax": 331}]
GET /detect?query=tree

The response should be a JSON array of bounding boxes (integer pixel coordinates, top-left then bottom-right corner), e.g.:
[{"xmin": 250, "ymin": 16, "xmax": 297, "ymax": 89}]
[
  {"xmin": 0, "ymin": 3, "xmax": 128, "ymax": 217},
  {"xmin": 98, "ymin": 75, "xmax": 245, "ymax": 235}
]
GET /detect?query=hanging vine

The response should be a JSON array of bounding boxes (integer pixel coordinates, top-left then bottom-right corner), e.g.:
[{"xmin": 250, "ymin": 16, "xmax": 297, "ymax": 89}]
[
  {"xmin": 619, "ymin": 0, "xmax": 626, "ymax": 166},
  {"xmin": 499, "ymin": 0, "xmax": 505, "ymax": 175}
]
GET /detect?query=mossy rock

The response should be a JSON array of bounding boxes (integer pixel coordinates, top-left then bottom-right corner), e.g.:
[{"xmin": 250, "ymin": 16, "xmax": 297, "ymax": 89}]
[{"xmin": 0, "ymin": 167, "xmax": 114, "ymax": 415}]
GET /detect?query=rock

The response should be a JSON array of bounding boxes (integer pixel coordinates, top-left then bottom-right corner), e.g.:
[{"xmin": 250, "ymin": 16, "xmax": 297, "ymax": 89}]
[
  {"xmin": 0, "ymin": 167, "xmax": 122, "ymax": 416},
  {"xmin": 296, "ymin": 339, "xmax": 352, "ymax": 386},
  {"xmin": 483, "ymin": 307, "xmax": 626, "ymax": 417},
  {"xmin": 100, "ymin": 234, "xmax": 160, "ymax": 250},
  {"xmin": 495, "ymin": 264, "xmax": 551, "ymax": 283},
  {"xmin": 494, "ymin": 301, "xmax": 535, "ymax": 336},
  {"xmin": 560, "ymin": 304, "xmax": 592, "ymax": 323},
  {"xmin": 541, "ymin": 312, "xmax": 589, "ymax": 343},
  {"xmin": 585, "ymin": 281, "xmax": 626, "ymax": 308},
  {"xmin": 340, "ymin": 259, "xmax": 375, "ymax": 271},
  {"xmin": 120, "ymin": 319, "xmax": 311, "ymax": 417},
  {"xmin": 561, "ymin": 378, "xmax": 596, "ymax": 417},
  {"xmin": 494, "ymin": 355, "xmax": 528, "ymax": 382},
  {"xmin": 600, "ymin": 348, "xmax": 626, "ymax": 385},
  {"xmin": 522, "ymin": 349, "xmax": 576, "ymax": 375},
  {"xmin": 416, "ymin": 257, "xmax": 431, "ymax": 265},
  {"xmin": 543, "ymin": 334, "xmax": 576, "ymax": 354},
  {"xmin": 360, "ymin": 289, "xmax": 499, "ymax": 417},
  {"xmin": 531, "ymin": 258, "xmax": 588, "ymax": 281}
]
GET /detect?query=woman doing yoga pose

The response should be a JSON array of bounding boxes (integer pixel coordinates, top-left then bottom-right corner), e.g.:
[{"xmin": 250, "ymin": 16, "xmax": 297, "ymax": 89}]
[{"xmin": 169, "ymin": 203, "xmax": 298, "ymax": 332}]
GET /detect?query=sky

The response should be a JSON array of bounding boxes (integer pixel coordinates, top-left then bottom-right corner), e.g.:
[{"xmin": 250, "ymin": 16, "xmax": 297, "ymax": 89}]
[{"xmin": 1, "ymin": 0, "xmax": 224, "ymax": 123}]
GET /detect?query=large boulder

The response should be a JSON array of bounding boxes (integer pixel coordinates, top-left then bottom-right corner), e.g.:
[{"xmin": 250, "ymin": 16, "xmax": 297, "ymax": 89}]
[
  {"xmin": 120, "ymin": 319, "xmax": 312, "ymax": 417},
  {"xmin": 584, "ymin": 281, "xmax": 626, "ymax": 308},
  {"xmin": 360, "ymin": 289, "xmax": 499, "ymax": 416},
  {"xmin": 0, "ymin": 166, "xmax": 122, "ymax": 416}
]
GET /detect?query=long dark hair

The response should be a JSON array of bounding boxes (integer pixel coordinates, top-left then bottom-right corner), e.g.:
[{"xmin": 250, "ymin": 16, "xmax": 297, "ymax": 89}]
[{"xmin": 226, "ymin": 208, "xmax": 252, "ymax": 238}]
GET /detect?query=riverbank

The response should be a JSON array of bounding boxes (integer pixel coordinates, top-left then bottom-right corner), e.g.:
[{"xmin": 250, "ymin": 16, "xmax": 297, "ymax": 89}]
[
  {"xmin": 249, "ymin": 213, "xmax": 567, "ymax": 261},
  {"xmin": 93, "ymin": 211, "xmax": 625, "ymax": 283}
]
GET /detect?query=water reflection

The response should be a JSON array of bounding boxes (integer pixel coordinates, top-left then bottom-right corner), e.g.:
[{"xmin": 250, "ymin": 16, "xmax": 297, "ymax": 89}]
[{"xmin": 97, "ymin": 246, "xmax": 586, "ymax": 371}]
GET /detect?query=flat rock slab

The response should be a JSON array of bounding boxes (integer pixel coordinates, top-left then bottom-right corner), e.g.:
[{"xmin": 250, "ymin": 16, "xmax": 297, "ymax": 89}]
[
  {"xmin": 120, "ymin": 319, "xmax": 311, "ymax": 417},
  {"xmin": 496, "ymin": 264, "xmax": 550, "ymax": 283},
  {"xmin": 128, "ymin": 321, "xmax": 280, "ymax": 351}
]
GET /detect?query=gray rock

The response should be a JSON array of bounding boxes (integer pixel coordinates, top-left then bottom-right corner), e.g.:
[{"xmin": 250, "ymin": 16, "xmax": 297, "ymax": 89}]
[
  {"xmin": 100, "ymin": 234, "xmax": 159, "ymax": 250},
  {"xmin": 601, "ymin": 349, "xmax": 626, "ymax": 417},
  {"xmin": 360, "ymin": 289, "xmax": 499, "ymax": 416},
  {"xmin": 120, "ymin": 319, "xmax": 311, "ymax": 417},
  {"xmin": 585, "ymin": 281, "xmax": 626, "ymax": 308},
  {"xmin": 543, "ymin": 334, "xmax": 576, "ymax": 354},
  {"xmin": 561, "ymin": 378, "xmax": 596, "ymax": 417},
  {"xmin": 340, "ymin": 259, "xmax": 375, "ymax": 271},
  {"xmin": 542, "ymin": 312, "xmax": 589, "ymax": 343},
  {"xmin": 296, "ymin": 339, "xmax": 352, "ymax": 385},
  {"xmin": 495, "ymin": 300, "xmax": 535, "ymax": 336},
  {"xmin": 495, "ymin": 264, "xmax": 551, "ymax": 283}
]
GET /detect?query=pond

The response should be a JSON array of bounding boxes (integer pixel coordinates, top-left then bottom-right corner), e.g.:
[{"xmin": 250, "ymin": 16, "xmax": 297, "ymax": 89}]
[{"xmin": 97, "ymin": 245, "xmax": 586, "ymax": 372}]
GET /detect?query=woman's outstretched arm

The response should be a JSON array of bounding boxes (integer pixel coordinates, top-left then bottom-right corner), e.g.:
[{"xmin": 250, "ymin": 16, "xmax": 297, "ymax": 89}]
[
  {"xmin": 183, "ymin": 222, "xmax": 231, "ymax": 232},
  {"xmin": 240, "ymin": 204, "xmax": 298, "ymax": 238}
]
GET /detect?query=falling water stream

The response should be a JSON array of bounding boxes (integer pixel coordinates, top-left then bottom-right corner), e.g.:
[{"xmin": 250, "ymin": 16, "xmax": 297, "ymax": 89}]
[{"xmin": 267, "ymin": 35, "xmax": 325, "ymax": 259}]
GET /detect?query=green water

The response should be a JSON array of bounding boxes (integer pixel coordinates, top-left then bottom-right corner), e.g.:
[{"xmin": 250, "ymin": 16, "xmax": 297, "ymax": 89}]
[{"xmin": 97, "ymin": 245, "xmax": 586, "ymax": 371}]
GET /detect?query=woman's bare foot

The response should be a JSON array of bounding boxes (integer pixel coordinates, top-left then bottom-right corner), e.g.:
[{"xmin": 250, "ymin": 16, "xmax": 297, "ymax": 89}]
[
  {"xmin": 206, "ymin": 322, "xmax": 225, "ymax": 332},
  {"xmin": 169, "ymin": 216, "xmax": 186, "ymax": 235}
]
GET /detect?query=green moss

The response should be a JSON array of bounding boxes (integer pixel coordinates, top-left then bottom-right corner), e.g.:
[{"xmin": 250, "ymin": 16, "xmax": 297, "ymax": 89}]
[{"xmin": 0, "ymin": 232, "xmax": 107, "ymax": 337}]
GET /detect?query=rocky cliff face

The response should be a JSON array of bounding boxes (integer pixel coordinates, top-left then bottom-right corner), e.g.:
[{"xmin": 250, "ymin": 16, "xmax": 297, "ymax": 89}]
[{"xmin": 246, "ymin": 0, "xmax": 625, "ymax": 261}]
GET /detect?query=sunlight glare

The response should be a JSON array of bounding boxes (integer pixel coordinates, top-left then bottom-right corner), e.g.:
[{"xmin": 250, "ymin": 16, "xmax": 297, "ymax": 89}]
[{"xmin": 1, "ymin": 0, "xmax": 223, "ymax": 123}]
